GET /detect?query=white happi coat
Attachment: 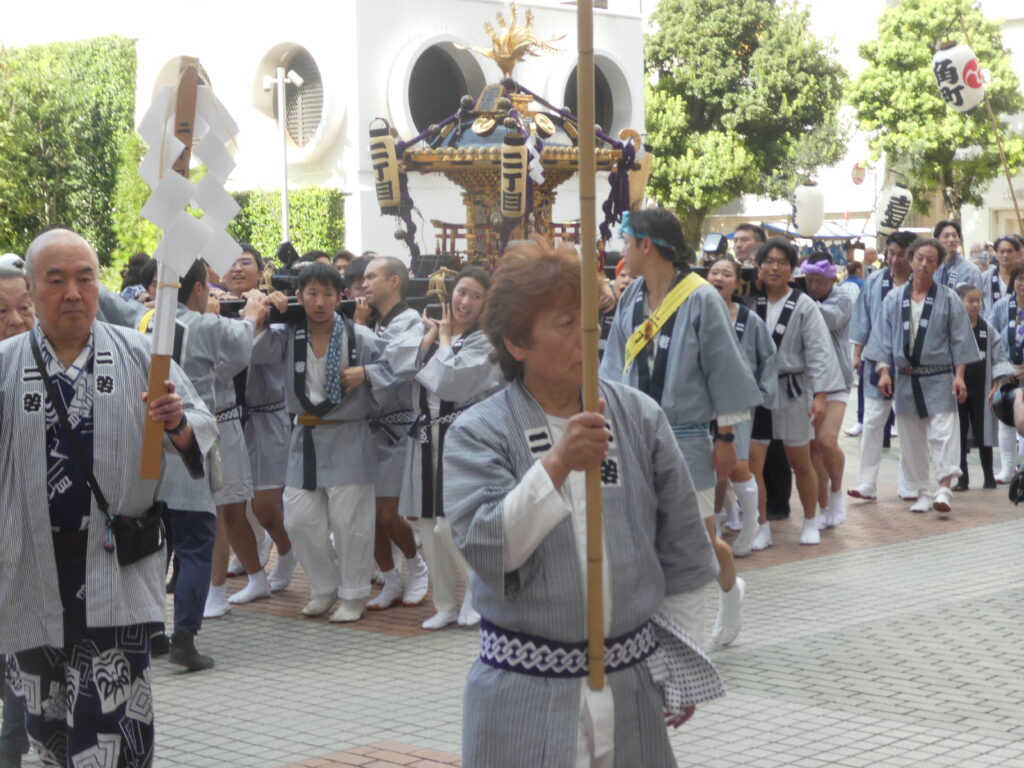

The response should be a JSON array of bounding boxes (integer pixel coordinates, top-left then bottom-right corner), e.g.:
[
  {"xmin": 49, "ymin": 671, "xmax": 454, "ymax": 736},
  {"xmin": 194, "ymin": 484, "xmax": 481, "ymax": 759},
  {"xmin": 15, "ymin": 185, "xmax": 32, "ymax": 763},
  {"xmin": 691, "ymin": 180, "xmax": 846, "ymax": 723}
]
[
  {"xmin": 864, "ymin": 282, "xmax": 981, "ymax": 417},
  {"xmin": 0, "ymin": 322, "xmax": 217, "ymax": 653},
  {"xmin": 851, "ymin": 267, "xmax": 907, "ymax": 400},
  {"xmin": 445, "ymin": 379, "xmax": 721, "ymax": 768},
  {"xmin": 814, "ymin": 286, "xmax": 855, "ymax": 390},
  {"xmin": 387, "ymin": 325, "xmax": 503, "ymax": 519},
  {"xmin": 251, "ymin": 320, "xmax": 384, "ymax": 489}
]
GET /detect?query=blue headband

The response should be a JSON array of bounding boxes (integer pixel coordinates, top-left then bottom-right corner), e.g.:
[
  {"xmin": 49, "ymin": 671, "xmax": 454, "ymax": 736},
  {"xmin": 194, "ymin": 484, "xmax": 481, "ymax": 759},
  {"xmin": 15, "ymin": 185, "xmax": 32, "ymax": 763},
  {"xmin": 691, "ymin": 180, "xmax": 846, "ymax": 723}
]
[{"xmin": 619, "ymin": 211, "xmax": 676, "ymax": 251}]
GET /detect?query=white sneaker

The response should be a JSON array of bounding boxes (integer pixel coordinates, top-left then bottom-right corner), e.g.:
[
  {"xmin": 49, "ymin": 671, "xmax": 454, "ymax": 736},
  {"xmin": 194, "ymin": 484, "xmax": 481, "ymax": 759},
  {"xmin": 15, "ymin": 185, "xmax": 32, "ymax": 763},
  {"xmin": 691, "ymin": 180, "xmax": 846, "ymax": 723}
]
[
  {"xmin": 751, "ymin": 523, "xmax": 773, "ymax": 551},
  {"xmin": 933, "ymin": 487, "xmax": 953, "ymax": 517},
  {"xmin": 403, "ymin": 555, "xmax": 430, "ymax": 606},
  {"xmin": 367, "ymin": 570, "xmax": 404, "ymax": 610},
  {"xmin": 228, "ymin": 571, "xmax": 272, "ymax": 604},
  {"xmin": 268, "ymin": 550, "xmax": 297, "ymax": 592},
  {"xmin": 458, "ymin": 600, "xmax": 481, "ymax": 627},
  {"xmin": 329, "ymin": 598, "xmax": 365, "ymax": 623},
  {"xmin": 203, "ymin": 586, "xmax": 230, "ymax": 619},
  {"xmin": 844, "ymin": 422, "xmax": 863, "ymax": 437},
  {"xmin": 800, "ymin": 518, "xmax": 821, "ymax": 545},
  {"xmin": 302, "ymin": 594, "xmax": 336, "ymax": 617},
  {"xmin": 711, "ymin": 577, "xmax": 745, "ymax": 647},
  {"xmin": 994, "ymin": 469, "xmax": 1013, "ymax": 485},
  {"xmin": 421, "ymin": 611, "xmax": 458, "ymax": 630},
  {"xmin": 910, "ymin": 495, "xmax": 933, "ymax": 514},
  {"xmin": 889, "ymin": 426, "xmax": 898, "ymax": 438}
]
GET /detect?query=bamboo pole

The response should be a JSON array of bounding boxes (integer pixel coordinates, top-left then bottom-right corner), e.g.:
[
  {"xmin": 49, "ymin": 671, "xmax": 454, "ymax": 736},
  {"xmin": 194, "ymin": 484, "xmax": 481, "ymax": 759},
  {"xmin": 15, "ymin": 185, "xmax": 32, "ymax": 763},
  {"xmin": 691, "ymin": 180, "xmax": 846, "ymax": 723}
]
[
  {"xmin": 140, "ymin": 58, "xmax": 200, "ymax": 479},
  {"xmin": 958, "ymin": 16, "xmax": 1024, "ymax": 234},
  {"xmin": 576, "ymin": 0, "xmax": 605, "ymax": 692}
]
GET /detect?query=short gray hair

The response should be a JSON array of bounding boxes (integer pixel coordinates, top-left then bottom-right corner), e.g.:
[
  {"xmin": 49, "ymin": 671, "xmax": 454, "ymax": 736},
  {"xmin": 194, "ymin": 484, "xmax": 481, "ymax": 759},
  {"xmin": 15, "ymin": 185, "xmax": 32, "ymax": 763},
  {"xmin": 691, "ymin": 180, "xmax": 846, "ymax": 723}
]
[{"xmin": 0, "ymin": 265, "xmax": 26, "ymax": 281}]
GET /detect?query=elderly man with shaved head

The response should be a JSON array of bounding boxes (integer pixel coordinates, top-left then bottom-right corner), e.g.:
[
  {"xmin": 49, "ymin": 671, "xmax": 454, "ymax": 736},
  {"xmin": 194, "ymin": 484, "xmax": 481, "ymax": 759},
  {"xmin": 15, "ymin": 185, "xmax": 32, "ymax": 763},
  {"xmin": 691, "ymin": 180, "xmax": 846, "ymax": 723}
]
[{"xmin": 0, "ymin": 229, "xmax": 216, "ymax": 768}]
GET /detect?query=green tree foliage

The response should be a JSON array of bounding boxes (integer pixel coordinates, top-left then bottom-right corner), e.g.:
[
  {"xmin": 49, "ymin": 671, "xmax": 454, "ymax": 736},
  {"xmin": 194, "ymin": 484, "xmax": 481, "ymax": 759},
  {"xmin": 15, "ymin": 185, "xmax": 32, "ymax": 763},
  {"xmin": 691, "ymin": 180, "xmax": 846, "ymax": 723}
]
[
  {"xmin": 229, "ymin": 188, "xmax": 346, "ymax": 260},
  {"xmin": 0, "ymin": 36, "xmax": 136, "ymax": 261},
  {"xmin": 849, "ymin": 0, "xmax": 1024, "ymax": 221},
  {"xmin": 109, "ymin": 131, "xmax": 161, "ymax": 272},
  {"xmin": 645, "ymin": 0, "xmax": 847, "ymax": 243}
]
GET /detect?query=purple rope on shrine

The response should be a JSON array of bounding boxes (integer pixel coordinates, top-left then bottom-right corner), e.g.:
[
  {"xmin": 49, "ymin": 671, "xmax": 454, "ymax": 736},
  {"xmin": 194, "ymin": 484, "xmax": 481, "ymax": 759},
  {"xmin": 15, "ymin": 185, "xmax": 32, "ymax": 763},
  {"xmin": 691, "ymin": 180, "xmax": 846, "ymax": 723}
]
[{"xmin": 392, "ymin": 110, "xmax": 467, "ymax": 271}]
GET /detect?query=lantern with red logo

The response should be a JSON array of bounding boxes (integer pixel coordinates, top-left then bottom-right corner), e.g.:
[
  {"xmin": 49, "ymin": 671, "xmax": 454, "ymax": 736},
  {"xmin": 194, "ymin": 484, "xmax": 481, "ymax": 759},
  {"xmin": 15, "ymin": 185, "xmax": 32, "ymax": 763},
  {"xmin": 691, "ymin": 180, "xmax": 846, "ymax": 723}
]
[{"xmin": 932, "ymin": 42, "xmax": 984, "ymax": 114}]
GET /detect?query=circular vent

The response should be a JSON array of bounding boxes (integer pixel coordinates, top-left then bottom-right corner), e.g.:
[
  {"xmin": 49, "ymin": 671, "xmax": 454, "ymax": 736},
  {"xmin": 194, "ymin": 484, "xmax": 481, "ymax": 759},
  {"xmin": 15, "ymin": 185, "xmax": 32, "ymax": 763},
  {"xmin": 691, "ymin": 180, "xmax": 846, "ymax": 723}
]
[{"xmin": 278, "ymin": 48, "xmax": 323, "ymax": 148}]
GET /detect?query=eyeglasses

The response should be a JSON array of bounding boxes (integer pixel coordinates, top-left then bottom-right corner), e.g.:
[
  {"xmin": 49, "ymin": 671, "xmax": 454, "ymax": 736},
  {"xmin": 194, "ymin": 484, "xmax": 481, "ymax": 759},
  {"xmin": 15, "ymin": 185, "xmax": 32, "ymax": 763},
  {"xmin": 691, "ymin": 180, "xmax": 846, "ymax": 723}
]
[{"xmin": 233, "ymin": 258, "xmax": 256, "ymax": 268}]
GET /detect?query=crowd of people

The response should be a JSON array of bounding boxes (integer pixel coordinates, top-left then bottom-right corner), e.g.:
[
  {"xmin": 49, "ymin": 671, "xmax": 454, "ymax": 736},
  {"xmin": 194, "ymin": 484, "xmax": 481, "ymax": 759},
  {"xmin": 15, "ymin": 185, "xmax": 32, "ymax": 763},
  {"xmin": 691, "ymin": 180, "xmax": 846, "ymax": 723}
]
[{"xmin": 0, "ymin": 211, "xmax": 1022, "ymax": 767}]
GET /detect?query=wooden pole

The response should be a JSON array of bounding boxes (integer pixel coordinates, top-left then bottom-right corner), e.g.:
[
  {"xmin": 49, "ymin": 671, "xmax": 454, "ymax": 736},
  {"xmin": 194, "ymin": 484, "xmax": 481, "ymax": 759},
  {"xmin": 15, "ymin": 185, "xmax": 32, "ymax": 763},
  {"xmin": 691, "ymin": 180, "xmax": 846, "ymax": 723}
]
[
  {"xmin": 140, "ymin": 58, "xmax": 201, "ymax": 479},
  {"xmin": 577, "ymin": 0, "xmax": 605, "ymax": 692},
  {"xmin": 958, "ymin": 17, "xmax": 1024, "ymax": 234}
]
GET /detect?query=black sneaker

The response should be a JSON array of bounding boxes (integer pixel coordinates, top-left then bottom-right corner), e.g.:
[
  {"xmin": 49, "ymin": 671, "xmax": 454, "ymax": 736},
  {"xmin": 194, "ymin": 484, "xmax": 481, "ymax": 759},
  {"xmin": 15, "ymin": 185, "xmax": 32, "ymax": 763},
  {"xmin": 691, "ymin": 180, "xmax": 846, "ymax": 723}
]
[{"xmin": 169, "ymin": 630, "xmax": 215, "ymax": 671}]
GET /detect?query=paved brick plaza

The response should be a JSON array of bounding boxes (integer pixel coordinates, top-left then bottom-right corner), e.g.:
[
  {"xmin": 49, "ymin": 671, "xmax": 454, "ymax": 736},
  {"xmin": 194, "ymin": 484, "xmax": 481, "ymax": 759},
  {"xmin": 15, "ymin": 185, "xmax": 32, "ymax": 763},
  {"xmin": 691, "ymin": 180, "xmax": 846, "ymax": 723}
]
[{"xmin": 7, "ymin": 413, "xmax": 1024, "ymax": 768}]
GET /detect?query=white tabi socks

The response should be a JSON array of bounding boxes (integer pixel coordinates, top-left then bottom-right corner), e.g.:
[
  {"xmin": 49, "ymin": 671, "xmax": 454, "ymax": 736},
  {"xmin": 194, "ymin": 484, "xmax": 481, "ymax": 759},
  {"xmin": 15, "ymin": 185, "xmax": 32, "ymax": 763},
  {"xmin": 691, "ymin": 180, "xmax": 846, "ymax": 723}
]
[
  {"xmin": 730, "ymin": 478, "xmax": 759, "ymax": 557},
  {"xmin": 203, "ymin": 584, "xmax": 230, "ymax": 618},
  {"xmin": 751, "ymin": 522, "xmax": 773, "ymax": 551},
  {"xmin": 367, "ymin": 568, "xmax": 403, "ymax": 610},
  {"xmin": 268, "ymin": 549, "xmax": 297, "ymax": 592},
  {"xmin": 228, "ymin": 570, "xmax": 271, "ymax": 604},
  {"xmin": 800, "ymin": 517, "xmax": 821, "ymax": 545},
  {"xmin": 827, "ymin": 490, "xmax": 846, "ymax": 527},
  {"xmin": 711, "ymin": 577, "xmax": 746, "ymax": 647}
]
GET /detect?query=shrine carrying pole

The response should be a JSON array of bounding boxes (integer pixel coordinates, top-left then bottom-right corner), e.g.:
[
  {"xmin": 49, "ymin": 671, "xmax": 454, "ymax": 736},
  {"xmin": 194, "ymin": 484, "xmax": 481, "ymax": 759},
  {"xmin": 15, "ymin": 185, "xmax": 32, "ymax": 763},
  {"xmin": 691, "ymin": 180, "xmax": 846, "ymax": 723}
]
[{"xmin": 577, "ymin": 0, "xmax": 605, "ymax": 692}]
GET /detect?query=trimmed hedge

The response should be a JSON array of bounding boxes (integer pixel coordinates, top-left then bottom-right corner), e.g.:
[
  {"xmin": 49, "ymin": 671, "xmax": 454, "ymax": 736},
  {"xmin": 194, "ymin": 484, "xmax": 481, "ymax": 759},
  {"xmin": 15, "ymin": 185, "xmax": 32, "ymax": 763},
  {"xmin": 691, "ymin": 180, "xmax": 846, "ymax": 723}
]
[{"xmin": 229, "ymin": 188, "xmax": 346, "ymax": 260}]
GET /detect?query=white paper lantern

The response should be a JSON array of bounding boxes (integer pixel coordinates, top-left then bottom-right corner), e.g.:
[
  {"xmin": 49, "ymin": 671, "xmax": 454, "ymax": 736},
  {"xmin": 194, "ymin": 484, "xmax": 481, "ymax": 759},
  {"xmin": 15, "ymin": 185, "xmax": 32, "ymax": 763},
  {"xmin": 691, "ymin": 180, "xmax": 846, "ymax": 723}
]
[
  {"xmin": 932, "ymin": 43, "xmax": 985, "ymax": 114},
  {"xmin": 874, "ymin": 184, "xmax": 914, "ymax": 236},
  {"xmin": 792, "ymin": 182, "xmax": 825, "ymax": 237}
]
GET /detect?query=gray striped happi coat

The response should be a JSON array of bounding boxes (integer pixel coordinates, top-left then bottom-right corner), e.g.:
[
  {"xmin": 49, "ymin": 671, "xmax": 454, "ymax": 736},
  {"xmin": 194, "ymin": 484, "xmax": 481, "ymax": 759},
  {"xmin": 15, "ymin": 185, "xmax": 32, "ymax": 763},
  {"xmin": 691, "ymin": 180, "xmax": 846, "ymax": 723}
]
[
  {"xmin": 444, "ymin": 378, "xmax": 718, "ymax": 767},
  {"xmin": 0, "ymin": 321, "xmax": 216, "ymax": 653}
]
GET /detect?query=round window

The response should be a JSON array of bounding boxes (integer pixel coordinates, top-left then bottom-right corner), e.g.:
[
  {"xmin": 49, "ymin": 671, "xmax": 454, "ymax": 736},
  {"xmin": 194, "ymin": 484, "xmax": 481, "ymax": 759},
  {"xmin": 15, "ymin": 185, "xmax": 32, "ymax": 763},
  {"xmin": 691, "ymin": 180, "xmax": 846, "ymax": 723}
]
[
  {"xmin": 563, "ymin": 65, "xmax": 614, "ymax": 133},
  {"xmin": 408, "ymin": 46, "xmax": 468, "ymax": 134}
]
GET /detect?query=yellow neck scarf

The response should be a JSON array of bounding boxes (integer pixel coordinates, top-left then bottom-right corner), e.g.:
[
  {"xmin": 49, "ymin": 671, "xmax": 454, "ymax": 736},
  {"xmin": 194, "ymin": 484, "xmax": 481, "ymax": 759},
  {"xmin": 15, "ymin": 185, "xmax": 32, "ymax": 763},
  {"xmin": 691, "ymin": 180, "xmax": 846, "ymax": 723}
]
[{"xmin": 623, "ymin": 272, "xmax": 706, "ymax": 373}]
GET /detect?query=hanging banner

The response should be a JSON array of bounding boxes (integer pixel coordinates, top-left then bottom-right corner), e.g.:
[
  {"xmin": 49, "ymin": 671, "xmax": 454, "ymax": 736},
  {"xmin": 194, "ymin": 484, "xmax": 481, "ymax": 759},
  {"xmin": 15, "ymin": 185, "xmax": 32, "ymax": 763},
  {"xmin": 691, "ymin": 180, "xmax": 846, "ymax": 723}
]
[
  {"xmin": 500, "ymin": 132, "xmax": 528, "ymax": 219},
  {"xmin": 792, "ymin": 181, "xmax": 825, "ymax": 236},
  {"xmin": 932, "ymin": 42, "xmax": 984, "ymax": 114}
]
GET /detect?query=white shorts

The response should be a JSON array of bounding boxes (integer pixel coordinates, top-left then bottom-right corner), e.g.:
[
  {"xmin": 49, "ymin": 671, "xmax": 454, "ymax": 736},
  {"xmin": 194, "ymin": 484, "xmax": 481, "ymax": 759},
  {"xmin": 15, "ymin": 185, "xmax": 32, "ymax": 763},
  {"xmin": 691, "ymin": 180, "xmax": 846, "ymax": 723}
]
[{"xmin": 826, "ymin": 390, "xmax": 851, "ymax": 404}]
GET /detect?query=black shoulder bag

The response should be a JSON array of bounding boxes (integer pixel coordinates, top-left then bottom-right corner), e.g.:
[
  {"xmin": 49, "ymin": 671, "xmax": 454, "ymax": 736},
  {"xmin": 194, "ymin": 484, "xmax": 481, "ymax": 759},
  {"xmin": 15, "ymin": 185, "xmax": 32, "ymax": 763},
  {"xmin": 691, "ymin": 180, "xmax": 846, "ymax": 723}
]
[{"xmin": 30, "ymin": 334, "xmax": 166, "ymax": 566}]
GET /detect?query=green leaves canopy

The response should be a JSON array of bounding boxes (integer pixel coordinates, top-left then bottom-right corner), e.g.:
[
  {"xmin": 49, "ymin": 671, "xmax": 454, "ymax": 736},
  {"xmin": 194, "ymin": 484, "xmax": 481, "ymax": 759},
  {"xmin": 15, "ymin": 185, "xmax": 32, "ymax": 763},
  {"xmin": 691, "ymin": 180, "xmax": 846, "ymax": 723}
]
[
  {"xmin": 848, "ymin": 0, "xmax": 1024, "ymax": 219},
  {"xmin": 0, "ymin": 36, "xmax": 136, "ymax": 262},
  {"xmin": 645, "ymin": 0, "xmax": 847, "ymax": 241}
]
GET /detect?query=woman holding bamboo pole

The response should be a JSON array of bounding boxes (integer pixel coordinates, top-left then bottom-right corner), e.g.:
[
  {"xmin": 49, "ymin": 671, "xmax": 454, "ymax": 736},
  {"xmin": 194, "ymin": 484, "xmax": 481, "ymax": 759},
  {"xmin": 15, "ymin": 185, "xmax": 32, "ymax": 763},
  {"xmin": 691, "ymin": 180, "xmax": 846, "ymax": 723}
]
[{"xmin": 444, "ymin": 238, "xmax": 723, "ymax": 767}]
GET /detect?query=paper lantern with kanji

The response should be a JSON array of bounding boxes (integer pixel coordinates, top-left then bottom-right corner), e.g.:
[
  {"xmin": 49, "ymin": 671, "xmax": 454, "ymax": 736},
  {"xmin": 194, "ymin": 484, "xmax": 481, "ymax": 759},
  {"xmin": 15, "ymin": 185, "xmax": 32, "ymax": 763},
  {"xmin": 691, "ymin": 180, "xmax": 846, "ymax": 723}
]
[
  {"xmin": 500, "ymin": 132, "xmax": 528, "ymax": 220},
  {"xmin": 932, "ymin": 43, "xmax": 984, "ymax": 114},
  {"xmin": 792, "ymin": 181, "xmax": 825, "ymax": 237},
  {"xmin": 369, "ymin": 121, "xmax": 402, "ymax": 211},
  {"xmin": 874, "ymin": 184, "xmax": 914, "ymax": 237}
]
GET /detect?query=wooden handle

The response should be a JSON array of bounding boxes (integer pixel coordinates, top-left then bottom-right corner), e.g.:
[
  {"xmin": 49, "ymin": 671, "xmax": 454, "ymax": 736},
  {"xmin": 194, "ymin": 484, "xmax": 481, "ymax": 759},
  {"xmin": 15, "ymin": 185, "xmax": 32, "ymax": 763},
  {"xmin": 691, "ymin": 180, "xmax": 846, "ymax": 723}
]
[
  {"xmin": 140, "ymin": 354, "xmax": 172, "ymax": 480},
  {"xmin": 577, "ymin": 0, "xmax": 605, "ymax": 692}
]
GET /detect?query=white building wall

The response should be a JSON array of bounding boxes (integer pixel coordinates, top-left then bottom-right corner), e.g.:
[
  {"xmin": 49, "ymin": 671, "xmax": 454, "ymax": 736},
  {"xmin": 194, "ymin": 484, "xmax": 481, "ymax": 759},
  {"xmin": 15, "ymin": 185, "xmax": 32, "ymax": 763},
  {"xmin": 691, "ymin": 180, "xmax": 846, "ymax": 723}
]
[{"xmin": 3, "ymin": 0, "xmax": 644, "ymax": 259}]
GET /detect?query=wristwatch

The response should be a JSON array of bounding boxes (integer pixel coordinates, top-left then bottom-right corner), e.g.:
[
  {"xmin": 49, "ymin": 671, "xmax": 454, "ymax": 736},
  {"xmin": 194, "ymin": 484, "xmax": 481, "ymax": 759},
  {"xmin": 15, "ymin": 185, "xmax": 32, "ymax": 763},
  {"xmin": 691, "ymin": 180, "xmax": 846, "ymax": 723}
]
[
  {"xmin": 713, "ymin": 430, "xmax": 735, "ymax": 443},
  {"xmin": 165, "ymin": 415, "xmax": 188, "ymax": 436}
]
